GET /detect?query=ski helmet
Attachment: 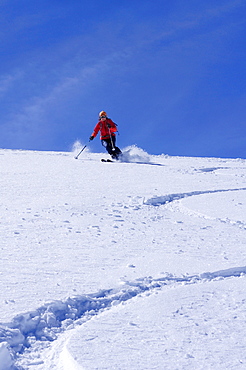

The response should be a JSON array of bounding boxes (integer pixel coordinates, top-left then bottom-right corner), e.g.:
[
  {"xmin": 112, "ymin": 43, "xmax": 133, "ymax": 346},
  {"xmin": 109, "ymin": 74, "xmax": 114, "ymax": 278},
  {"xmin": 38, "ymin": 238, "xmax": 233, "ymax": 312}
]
[{"xmin": 99, "ymin": 111, "xmax": 107, "ymax": 118}]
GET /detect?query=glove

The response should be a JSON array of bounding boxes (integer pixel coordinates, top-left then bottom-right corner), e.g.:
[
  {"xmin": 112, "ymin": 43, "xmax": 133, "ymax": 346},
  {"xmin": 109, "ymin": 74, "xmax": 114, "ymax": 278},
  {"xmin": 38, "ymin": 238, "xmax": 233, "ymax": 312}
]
[{"xmin": 89, "ymin": 136, "xmax": 94, "ymax": 141}]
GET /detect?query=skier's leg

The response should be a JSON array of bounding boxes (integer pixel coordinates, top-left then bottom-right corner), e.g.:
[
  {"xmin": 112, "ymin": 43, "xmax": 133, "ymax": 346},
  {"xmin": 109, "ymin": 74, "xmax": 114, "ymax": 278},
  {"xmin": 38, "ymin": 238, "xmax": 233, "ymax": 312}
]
[
  {"xmin": 102, "ymin": 138, "xmax": 121, "ymax": 159},
  {"xmin": 110, "ymin": 137, "xmax": 122, "ymax": 160},
  {"xmin": 102, "ymin": 139, "xmax": 114, "ymax": 155},
  {"xmin": 112, "ymin": 148, "xmax": 122, "ymax": 160}
]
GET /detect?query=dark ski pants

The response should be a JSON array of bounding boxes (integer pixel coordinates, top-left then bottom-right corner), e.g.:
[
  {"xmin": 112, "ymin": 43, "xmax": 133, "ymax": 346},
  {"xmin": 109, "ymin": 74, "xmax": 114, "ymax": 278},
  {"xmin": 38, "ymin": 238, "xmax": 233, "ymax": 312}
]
[{"xmin": 101, "ymin": 137, "xmax": 122, "ymax": 159}]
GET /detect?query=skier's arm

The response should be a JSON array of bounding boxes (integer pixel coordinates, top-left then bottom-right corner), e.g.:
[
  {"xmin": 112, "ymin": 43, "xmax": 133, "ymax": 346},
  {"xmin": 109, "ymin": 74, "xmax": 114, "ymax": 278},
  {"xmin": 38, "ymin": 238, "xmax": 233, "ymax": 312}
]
[
  {"xmin": 90, "ymin": 122, "xmax": 100, "ymax": 139},
  {"xmin": 108, "ymin": 120, "xmax": 118, "ymax": 133}
]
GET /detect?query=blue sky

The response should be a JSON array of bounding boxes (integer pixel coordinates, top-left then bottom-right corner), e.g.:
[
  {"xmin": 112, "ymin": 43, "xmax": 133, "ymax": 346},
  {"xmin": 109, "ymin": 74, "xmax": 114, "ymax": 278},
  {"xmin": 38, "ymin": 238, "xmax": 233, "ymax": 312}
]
[{"xmin": 0, "ymin": 0, "xmax": 246, "ymax": 158}]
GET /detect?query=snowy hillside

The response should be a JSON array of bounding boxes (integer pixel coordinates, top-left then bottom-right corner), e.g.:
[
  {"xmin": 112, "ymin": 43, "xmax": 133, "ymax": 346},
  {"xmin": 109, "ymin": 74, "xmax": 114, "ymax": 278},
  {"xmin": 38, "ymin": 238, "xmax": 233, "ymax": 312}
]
[{"xmin": 0, "ymin": 146, "xmax": 246, "ymax": 369}]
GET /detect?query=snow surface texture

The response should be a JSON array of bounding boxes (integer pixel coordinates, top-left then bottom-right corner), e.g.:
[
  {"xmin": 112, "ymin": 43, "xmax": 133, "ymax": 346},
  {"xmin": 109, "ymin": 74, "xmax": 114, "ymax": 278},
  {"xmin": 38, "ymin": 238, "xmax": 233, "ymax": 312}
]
[{"xmin": 0, "ymin": 146, "xmax": 246, "ymax": 369}]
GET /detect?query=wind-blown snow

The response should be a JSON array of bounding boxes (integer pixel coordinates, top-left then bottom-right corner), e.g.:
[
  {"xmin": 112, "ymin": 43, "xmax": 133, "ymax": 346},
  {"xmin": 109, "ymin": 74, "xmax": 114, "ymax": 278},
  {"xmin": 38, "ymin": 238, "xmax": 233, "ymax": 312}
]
[
  {"xmin": 0, "ymin": 146, "xmax": 246, "ymax": 369},
  {"xmin": 119, "ymin": 145, "xmax": 151, "ymax": 163}
]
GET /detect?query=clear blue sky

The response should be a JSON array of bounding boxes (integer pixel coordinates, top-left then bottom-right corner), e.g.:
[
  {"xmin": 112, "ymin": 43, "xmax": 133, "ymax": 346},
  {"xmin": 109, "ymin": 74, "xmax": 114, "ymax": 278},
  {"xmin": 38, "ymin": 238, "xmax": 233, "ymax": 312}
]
[{"xmin": 1, "ymin": 0, "xmax": 246, "ymax": 158}]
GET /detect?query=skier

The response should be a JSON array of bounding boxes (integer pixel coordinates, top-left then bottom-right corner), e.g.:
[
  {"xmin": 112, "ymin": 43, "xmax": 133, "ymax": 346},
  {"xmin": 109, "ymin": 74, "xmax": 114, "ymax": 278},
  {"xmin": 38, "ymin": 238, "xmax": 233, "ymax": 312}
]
[{"xmin": 89, "ymin": 111, "xmax": 122, "ymax": 160}]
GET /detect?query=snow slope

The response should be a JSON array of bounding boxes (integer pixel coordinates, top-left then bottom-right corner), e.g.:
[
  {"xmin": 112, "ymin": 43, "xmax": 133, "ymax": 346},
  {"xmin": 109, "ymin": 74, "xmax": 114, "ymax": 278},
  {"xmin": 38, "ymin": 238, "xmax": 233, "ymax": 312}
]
[{"xmin": 0, "ymin": 146, "xmax": 246, "ymax": 369}]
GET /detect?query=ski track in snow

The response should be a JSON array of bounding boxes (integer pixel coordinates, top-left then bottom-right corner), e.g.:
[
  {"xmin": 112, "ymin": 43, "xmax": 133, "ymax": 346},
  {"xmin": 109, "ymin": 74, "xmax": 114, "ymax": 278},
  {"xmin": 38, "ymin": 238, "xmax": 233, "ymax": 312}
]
[
  {"xmin": 1, "ymin": 148, "xmax": 246, "ymax": 368},
  {"xmin": 1, "ymin": 266, "xmax": 246, "ymax": 369},
  {"xmin": 145, "ymin": 187, "xmax": 246, "ymax": 208},
  {"xmin": 145, "ymin": 187, "xmax": 246, "ymax": 229}
]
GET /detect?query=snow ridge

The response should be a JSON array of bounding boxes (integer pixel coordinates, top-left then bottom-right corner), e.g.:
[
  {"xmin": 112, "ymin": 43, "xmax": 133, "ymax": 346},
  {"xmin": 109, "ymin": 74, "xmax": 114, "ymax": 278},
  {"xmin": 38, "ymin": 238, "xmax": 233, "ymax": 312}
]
[{"xmin": 1, "ymin": 267, "xmax": 246, "ymax": 367}]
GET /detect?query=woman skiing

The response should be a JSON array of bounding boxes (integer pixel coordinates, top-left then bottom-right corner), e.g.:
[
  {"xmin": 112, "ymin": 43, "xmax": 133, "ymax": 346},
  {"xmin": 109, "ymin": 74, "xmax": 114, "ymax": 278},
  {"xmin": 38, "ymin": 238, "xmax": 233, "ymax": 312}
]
[{"xmin": 90, "ymin": 111, "xmax": 122, "ymax": 160}]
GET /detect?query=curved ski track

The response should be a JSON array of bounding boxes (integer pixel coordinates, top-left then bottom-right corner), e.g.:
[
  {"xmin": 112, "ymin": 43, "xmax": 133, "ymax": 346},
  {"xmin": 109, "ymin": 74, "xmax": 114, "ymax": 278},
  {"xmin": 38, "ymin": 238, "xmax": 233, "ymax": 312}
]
[{"xmin": 1, "ymin": 185, "xmax": 246, "ymax": 369}]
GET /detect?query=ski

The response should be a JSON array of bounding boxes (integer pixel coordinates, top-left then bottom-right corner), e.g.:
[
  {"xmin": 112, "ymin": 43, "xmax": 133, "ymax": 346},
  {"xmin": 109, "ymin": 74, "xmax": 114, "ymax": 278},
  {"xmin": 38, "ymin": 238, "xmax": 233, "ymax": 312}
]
[{"xmin": 101, "ymin": 158, "xmax": 113, "ymax": 162}]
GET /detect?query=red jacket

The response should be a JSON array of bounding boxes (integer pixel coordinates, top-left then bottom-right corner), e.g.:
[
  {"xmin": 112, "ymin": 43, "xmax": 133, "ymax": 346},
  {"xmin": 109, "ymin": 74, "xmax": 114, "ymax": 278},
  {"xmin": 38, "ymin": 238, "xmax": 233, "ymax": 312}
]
[{"xmin": 91, "ymin": 118, "xmax": 118, "ymax": 140}]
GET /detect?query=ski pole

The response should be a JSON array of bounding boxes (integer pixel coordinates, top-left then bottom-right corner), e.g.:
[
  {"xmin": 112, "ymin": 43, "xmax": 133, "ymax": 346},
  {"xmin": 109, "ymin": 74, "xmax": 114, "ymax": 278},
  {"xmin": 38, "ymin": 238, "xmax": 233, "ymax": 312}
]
[
  {"xmin": 107, "ymin": 125, "xmax": 115, "ymax": 151},
  {"xmin": 74, "ymin": 144, "xmax": 88, "ymax": 159}
]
